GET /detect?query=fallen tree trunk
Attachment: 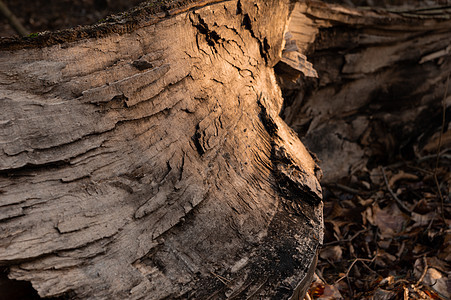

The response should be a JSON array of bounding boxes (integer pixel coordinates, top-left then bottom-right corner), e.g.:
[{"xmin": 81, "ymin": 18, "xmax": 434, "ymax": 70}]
[
  {"xmin": 280, "ymin": 1, "xmax": 451, "ymax": 183},
  {"xmin": 0, "ymin": 1, "xmax": 322, "ymax": 299}
]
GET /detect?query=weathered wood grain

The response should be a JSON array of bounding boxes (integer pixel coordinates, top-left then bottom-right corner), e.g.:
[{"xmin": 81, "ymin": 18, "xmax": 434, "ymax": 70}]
[{"xmin": 0, "ymin": 1, "xmax": 323, "ymax": 299}]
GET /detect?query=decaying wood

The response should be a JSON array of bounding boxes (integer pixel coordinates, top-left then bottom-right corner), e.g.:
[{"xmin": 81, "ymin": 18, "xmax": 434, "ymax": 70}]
[
  {"xmin": 280, "ymin": 1, "xmax": 451, "ymax": 182},
  {"xmin": 2, "ymin": 0, "xmax": 448, "ymax": 298},
  {"xmin": 0, "ymin": 1, "xmax": 323, "ymax": 299}
]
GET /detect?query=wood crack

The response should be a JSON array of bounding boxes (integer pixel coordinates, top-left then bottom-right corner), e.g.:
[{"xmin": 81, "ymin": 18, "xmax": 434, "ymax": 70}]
[
  {"xmin": 237, "ymin": 0, "xmax": 269, "ymax": 65},
  {"xmin": 257, "ymin": 94, "xmax": 322, "ymax": 206}
]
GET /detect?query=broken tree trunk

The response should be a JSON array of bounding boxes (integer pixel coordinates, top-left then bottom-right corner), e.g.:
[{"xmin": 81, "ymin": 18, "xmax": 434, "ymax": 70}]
[
  {"xmin": 0, "ymin": 1, "xmax": 323, "ymax": 299},
  {"xmin": 280, "ymin": 1, "xmax": 451, "ymax": 183},
  {"xmin": 2, "ymin": 0, "xmax": 449, "ymax": 298}
]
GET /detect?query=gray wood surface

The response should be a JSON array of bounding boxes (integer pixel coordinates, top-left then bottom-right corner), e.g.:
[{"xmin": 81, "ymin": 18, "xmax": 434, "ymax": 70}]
[{"xmin": 0, "ymin": 1, "xmax": 323, "ymax": 299}]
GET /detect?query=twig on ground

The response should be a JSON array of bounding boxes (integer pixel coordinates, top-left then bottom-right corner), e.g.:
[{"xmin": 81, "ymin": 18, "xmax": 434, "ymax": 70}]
[
  {"xmin": 434, "ymin": 73, "xmax": 449, "ymax": 220},
  {"xmin": 325, "ymin": 183, "xmax": 366, "ymax": 195},
  {"xmin": 323, "ymin": 228, "xmax": 370, "ymax": 246},
  {"xmin": 403, "ymin": 285, "xmax": 409, "ymax": 299},
  {"xmin": 334, "ymin": 253, "xmax": 378, "ymax": 284},
  {"xmin": 418, "ymin": 151, "xmax": 451, "ymax": 163},
  {"xmin": 383, "ymin": 149, "xmax": 451, "ymax": 170},
  {"xmin": 360, "ymin": 260, "xmax": 380, "ymax": 277},
  {"xmin": 0, "ymin": 0, "xmax": 29, "ymax": 36},
  {"xmin": 381, "ymin": 167, "xmax": 412, "ymax": 213},
  {"xmin": 406, "ymin": 165, "xmax": 434, "ymax": 175},
  {"xmin": 415, "ymin": 256, "xmax": 428, "ymax": 287}
]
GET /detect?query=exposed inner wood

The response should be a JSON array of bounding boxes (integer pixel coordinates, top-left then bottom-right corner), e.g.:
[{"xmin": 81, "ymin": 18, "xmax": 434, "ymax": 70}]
[
  {"xmin": 0, "ymin": 1, "xmax": 323, "ymax": 299},
  {"xmin": 280, "ymin": 1, "xmax": 451, "ymax": 182}
]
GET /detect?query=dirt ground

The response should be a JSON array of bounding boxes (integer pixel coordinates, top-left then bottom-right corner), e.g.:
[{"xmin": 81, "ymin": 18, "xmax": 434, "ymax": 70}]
[
  {"xmin": 309, "ymin": 147, "xmax": 450, "ymax": 299},
  {"xmin": 0, "ymin": 1, "xmax": 449, "ymax": 299}
]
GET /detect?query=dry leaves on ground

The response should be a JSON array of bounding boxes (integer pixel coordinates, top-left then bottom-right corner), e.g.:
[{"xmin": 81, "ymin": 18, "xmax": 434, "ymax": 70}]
[{"xmin": 307, "ymin": 152, "xmax": 450, "ymax": 299}]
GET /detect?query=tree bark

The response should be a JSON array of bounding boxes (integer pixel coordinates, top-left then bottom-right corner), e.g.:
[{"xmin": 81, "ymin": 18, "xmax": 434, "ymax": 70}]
[{"xmin": 0, "ymin": 1, "xmax": 323, "ymax": 299}]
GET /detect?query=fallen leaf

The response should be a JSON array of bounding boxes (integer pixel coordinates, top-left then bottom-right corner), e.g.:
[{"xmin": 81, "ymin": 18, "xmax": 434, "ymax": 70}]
[
  {"xmin": 413, "ymin": 244, "xmax": 429, "ymax": 255},
  {"xmin": 411, "ymin": 212, "xmax": 436, "ymax": 228},
  {"xmin": 378, "ymin": 275, "xmax": 395, "ymax": 287},
  {"xmin": 308, "ymin": 281, "xmax": 325, "ymax": 298},
  {"xmin": 375, "ymin": 250, "xmax": 397, "ymax": 267},
  {"xmin": 307, "ymin": 273, "xmax": 344, "ymax": 300},
  {"xmin": 422, "ymin": 131, "xmax": 451, "ymax": 153},
  {"xmin": 377, "ymin": 239, "xmax": 392, "ymax": 249},
  {"xmin": 362, "ymin": 206, "xmax": 373, "ymax": 226},
  {"xmin": 426, "ymin": 257, "xmax": 449, "ymax": 274},
  {"xmin": 325, "ymin": 220, "xmax": 348, "ymax": 240},
  {"xmin": 317, "ymin": 284, "xmax": 344, "ymax": 300},
  {"xmin": 320, "ymin": 245, "xmax": 343, "ymax": 262},
  {"xmin": 369, "ymin": 168, "xmax": 384, "ymax": 186},
  {"xmin": 415, "ymin": 265, "xmax": 449, "ymax": 299},
  {"xmin": 371, "ymin": 204, "xmax": 409, "ymax": 239},
  {"xmin": 357, "ymin": 196, "xmax": 373, "ymax": 207},
  {"xmin": 438, "ymin": 244, "xmax": 451, "ymax": 262},
  {"xmin": 413, "ymin": 198, "xmax": 434, "ymax": 214}
]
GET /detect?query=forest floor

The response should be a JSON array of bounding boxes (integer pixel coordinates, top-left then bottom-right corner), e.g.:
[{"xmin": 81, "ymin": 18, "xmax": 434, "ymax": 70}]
[
  {"xmin": 307, "ymin": 147, "xmax": 450, "ymax": 299},
  {"xmin": 1, "ymin": 1, "xmax": 449, "ymax": 299}
]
